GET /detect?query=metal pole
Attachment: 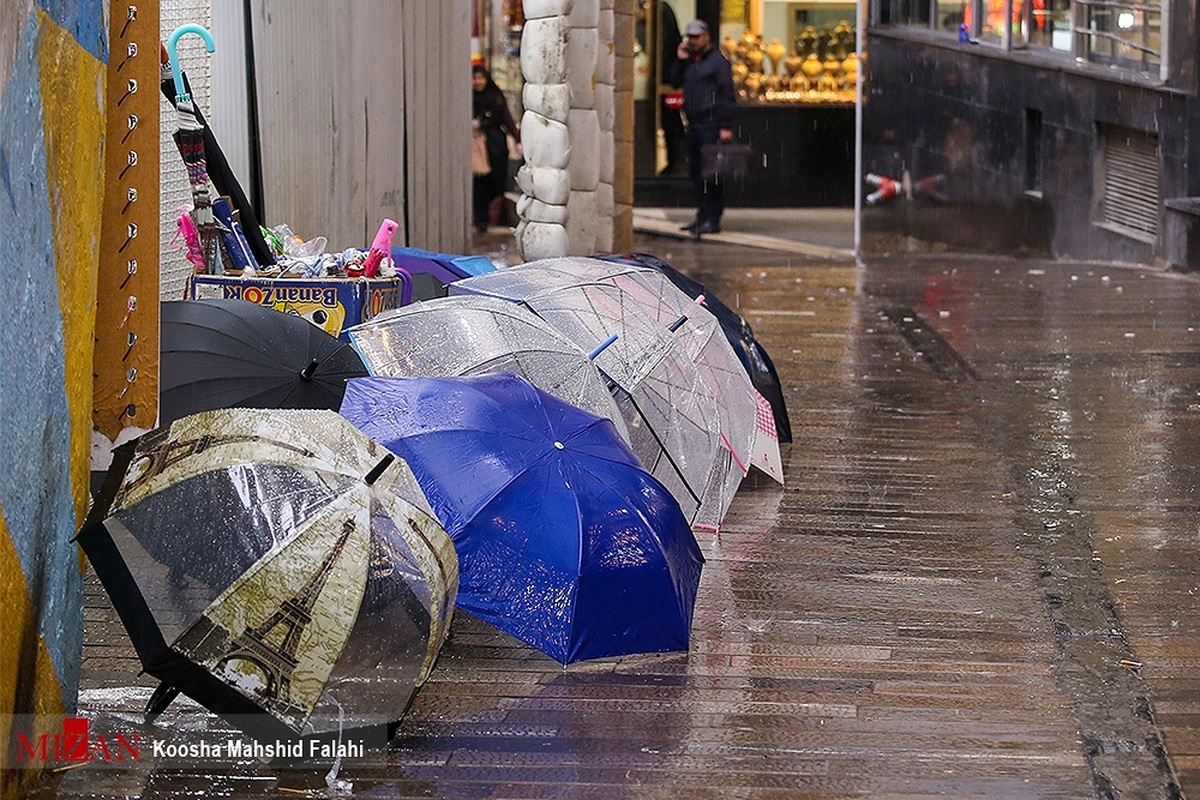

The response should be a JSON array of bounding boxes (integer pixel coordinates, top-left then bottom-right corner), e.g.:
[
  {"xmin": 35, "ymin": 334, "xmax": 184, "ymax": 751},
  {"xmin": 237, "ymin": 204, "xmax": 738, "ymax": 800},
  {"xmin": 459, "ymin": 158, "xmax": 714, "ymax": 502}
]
[{"xmin": 853, "ymin": 0, "xmax": 864, "ymax": 256}]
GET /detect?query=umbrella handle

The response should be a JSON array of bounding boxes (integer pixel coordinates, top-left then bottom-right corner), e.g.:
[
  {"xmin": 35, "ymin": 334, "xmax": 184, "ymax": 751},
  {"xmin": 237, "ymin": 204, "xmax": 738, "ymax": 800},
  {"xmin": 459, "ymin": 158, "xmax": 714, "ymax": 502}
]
[
  {"xmin": 587, "ymin": 333, "xmax": 619, "ymax": 360},
  {"xmin": 166, "ymin": 24, "xmax": 216, "ymax": 103}
]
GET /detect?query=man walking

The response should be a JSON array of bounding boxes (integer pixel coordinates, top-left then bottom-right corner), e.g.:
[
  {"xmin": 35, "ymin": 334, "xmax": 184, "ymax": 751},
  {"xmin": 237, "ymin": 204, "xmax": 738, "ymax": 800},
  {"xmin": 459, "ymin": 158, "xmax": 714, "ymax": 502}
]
[{"xmin": 670, "ymin": 19, "xmax": 735, "ymax": 237}]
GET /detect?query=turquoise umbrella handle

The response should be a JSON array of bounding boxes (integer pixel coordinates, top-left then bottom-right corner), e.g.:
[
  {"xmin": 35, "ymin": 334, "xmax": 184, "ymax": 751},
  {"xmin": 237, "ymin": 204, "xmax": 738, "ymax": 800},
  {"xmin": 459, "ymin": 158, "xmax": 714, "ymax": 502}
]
[{"xmin": 166, "ymin": 24, "xmax": 215, "ymax": 103}]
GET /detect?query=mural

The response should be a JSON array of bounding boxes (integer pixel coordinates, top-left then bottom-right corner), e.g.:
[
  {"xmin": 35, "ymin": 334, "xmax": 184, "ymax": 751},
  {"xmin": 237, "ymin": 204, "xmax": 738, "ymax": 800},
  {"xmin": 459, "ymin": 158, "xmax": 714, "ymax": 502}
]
[{"xmin": 0, "ymin": 2, "xmax": 104, "ymax": 796}]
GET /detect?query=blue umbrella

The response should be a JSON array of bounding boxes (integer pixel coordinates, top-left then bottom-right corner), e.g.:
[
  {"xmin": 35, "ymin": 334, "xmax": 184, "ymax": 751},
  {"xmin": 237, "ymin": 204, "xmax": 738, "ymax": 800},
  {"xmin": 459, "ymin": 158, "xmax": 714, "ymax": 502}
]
[{"xmin": 339, "ymin": 373, "xmax": 704, "ymax": 664}]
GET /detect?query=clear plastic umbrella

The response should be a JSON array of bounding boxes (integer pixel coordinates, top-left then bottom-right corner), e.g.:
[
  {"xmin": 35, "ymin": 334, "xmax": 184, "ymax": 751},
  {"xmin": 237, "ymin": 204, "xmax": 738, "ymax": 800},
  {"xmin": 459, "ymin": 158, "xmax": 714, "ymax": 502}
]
[
  {"xmin": 77, "ymin": 409, "xmax": 458, "ymax": 746},
  {"xmin": 502, "ymin": 257, "xmax": 783, "ymax": 493},
  {"xmin": 452, "ymin": 272, "xmax": 726, "ymax": 527},
  {"xmin": 345, "ymin": 295, "xmax": 631, "ymax": 444}
]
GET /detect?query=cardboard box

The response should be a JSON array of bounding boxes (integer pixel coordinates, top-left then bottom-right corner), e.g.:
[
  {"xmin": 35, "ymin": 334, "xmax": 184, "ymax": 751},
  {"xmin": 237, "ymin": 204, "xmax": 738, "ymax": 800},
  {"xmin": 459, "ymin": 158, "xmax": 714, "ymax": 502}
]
[{"xmin": 190, "ymin": 275, "xmax": 402, "ymax": 341}]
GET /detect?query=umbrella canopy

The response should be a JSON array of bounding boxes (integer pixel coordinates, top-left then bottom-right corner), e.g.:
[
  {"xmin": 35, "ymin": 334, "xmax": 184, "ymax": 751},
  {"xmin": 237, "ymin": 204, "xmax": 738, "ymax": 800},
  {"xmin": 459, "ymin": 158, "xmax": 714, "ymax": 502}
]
[
  {"xmin": 160, "ymin": 299, "xmax": 368, "ymax": 427},
  {"xmin": 477, "ymin": 257, "xmax": 783, "ymax": 496},
  {"xmin": 451, "ymin": 269, "xmax": 726, "ymax": 527},
  {"xmin": 77, "ymin": 409, "xmax": 459, "ymax": 744},
  {"xmin": 346, "ymin": 295, "xmax": 631, "ymax": 444},
  {"xmin": 340, "ymin": 373, "xmax": 704, "ymax": 664},
  {"xmin": 602, "ymin": 251, "xmax": 793, "ymax": 443}
]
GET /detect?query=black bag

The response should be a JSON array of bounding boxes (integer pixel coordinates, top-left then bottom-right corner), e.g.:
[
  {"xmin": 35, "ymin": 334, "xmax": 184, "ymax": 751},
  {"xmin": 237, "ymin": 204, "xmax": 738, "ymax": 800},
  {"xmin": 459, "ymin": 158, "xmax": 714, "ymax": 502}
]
[{"xmin": 700, "ymin": 142, "xmax": 755, "ymax": 182}]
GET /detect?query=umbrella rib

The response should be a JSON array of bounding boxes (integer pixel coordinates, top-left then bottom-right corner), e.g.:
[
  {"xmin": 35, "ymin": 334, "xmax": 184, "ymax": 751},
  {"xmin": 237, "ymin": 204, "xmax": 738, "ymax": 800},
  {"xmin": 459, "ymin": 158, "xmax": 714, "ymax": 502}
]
[{"xmin": 624, "ymin": 392, "xmax": 703, "ymax": 506}]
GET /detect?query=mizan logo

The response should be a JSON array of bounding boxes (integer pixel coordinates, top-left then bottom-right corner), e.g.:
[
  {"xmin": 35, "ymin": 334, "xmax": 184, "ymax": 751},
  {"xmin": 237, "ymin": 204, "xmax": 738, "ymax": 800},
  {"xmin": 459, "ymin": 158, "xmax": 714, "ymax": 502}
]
[{"xmin": 15, "ymin": 717, "xmax": 140, "ymax": 764}]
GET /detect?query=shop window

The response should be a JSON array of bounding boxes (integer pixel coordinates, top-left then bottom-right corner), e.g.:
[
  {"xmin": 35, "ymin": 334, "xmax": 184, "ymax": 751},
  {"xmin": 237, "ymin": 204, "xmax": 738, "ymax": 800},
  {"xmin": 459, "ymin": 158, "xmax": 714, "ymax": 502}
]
[
  {"xmin": 1098, "ymin": 124, "xmax": 1159, "ymax": 240},
  {"xmin": 721, "ymin": 9, "xmax": 860, "ymax": 105},
  {"xmin": 936, "ymin": 0, "xmax": 967, "ymax": 33},
  {"xmin": 1076, "ymin": 0, "xmax": 1162, "ymax": 73},
  {"xmin": 886, "ymin": 0, "xmax": 931, "ymax": 27},
  {"xmin": 879, "ymin": 0, "xmax": 1166, "ymax": 76},
  {"xmin": 1028, "ymin": 0, "xmax": 1072, "ymax": 49}
]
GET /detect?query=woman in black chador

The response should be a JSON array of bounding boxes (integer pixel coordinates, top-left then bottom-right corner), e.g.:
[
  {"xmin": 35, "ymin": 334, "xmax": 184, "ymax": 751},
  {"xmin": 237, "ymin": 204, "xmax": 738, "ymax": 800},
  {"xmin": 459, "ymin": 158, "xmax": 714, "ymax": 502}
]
[{"xmin": 472, "ymin": 65, "xmax": 519, "ymax": 232}]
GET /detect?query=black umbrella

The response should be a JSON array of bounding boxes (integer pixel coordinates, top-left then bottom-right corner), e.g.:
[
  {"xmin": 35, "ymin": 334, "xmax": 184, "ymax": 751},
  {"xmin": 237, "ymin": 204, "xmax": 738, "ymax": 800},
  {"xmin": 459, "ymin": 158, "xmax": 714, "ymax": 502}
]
[
  {"xmin": 159, "ymin": 299, "xmax": 368, "ymax": 427},
  {"xmin": 601, "ymin": 252, "xmax": 793, "ymax": 442}
]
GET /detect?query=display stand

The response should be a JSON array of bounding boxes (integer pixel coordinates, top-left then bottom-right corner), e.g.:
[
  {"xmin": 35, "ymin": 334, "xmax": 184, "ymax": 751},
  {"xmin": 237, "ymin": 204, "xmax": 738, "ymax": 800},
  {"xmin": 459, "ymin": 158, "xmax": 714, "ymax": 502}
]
[{"xmin": 93, "ymin": 0, "xmax": 159, "ymax": 450}]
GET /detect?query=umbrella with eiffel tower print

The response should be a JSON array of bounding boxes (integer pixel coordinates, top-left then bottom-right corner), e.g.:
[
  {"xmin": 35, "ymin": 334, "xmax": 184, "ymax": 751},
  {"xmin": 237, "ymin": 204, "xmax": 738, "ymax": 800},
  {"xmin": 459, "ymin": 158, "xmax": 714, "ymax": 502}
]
[{"xmin": 76, "ymin": 408, "xmax": 458, "ymax": 750}]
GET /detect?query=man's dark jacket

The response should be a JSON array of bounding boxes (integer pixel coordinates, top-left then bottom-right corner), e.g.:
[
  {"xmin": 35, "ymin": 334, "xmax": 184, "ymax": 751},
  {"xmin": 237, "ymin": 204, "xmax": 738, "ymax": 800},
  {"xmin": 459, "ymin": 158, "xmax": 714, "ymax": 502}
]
[{"xmin": 669, "ymin": 46, "xmax": 735, "ymax": 130}]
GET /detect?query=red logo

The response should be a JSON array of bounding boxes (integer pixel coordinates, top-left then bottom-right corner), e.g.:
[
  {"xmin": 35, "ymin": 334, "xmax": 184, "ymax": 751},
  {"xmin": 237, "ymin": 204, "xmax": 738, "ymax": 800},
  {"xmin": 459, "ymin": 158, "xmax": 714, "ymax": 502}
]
[{"xmin": 15, "ymin": 717, "xmax": 140, "ymax": 763}]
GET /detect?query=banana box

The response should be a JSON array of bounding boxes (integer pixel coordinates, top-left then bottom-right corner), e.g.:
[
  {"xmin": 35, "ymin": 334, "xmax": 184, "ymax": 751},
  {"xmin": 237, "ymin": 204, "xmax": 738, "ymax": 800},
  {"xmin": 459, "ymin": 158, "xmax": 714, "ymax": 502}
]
[{"xmin": 191, "ymin": 275, "xmax": 402, "ymax": 341}]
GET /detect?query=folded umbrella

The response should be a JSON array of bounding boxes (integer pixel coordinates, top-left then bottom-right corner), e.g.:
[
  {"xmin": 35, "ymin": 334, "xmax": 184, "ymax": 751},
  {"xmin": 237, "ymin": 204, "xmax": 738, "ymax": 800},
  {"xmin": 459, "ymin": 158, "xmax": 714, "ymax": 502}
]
[
  {"xmin": 164, "ymin": 25, "xmax": 223, "ymax": 274},
  {"xmin": 340, "ymin": 373, "xmax": 704, "ymax": 664},
  {"xmin": 159, "ymin": 299, "xmax": 368, "ymax": 427},
  {"xmin": 160, "ymin": 57, "xmax": 275, "ymax": 269},
  {"xmin": 77, "ymin": 408, "xmax": 459, "ymax": 744}
]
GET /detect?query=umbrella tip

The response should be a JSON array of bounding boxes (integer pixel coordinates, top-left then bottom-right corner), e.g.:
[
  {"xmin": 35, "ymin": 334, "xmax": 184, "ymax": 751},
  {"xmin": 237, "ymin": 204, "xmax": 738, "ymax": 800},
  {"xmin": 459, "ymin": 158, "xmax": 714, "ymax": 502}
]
[
  {"xmin": 300, "ymin": 358, "xmax": 319, "ymax": 381},
  {"xmin": 553, "ymin": 441, "xmax": 565, "ymax": 450}
]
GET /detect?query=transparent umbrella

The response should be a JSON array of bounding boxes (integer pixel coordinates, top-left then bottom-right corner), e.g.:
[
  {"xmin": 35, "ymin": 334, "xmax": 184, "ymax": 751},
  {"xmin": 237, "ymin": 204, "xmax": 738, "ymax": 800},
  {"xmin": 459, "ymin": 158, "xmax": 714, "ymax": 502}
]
[
  {"xmin": 77, "ymin": 409, "xmax": 458, "ymax": 747},
  {"xmin": 602, "ymin": 251, "xmax": 793, "ymax": 444},
  {"xmin": 345, "ymin": 295, "xmax": 631, "ymax": 444},
  {"xmin": 486, "ymin": 257, "xmax": 783, "ymax": 499}
]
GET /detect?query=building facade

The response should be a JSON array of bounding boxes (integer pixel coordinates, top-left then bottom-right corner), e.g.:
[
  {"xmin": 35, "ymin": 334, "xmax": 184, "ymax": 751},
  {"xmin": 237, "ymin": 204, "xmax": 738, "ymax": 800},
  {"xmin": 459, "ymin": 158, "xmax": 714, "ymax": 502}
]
[{"xmin": 863, "ymin": 0, "xmax": 1200, "ymax": 265}]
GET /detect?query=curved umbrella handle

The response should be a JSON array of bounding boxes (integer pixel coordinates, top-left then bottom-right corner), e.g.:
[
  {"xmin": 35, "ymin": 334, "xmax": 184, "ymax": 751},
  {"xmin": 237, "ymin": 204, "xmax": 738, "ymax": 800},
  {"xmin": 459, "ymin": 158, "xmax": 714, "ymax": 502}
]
[{"xmin": 166, "ymin": 24, "xmax": 216, "ymax": 103}]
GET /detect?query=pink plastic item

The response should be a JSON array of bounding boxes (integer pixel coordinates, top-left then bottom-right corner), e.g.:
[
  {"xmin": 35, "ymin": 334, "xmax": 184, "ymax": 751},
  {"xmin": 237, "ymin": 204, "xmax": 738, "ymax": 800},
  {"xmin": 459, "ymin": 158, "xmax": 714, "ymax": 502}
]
[
  {"xmin": 170, "ymin": 208, "xmax": 205, "ymax": 271},
  {"xmin": 362, "ymin": 218, "xmax": 398, "ymax": 278}
]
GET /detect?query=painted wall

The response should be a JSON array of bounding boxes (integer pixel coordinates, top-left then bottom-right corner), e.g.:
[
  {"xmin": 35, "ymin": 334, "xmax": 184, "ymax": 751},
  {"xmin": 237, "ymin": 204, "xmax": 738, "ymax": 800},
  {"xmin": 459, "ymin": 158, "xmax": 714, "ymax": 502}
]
[{"xmin": 0, "ymin": 1, "xmax": 103, "ymax": 796}]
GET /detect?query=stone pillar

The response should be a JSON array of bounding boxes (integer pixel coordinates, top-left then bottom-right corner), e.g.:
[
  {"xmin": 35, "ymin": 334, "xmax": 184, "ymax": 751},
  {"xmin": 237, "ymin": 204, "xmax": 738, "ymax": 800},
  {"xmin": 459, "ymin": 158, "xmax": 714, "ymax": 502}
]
[{"xmin": 518, "ymin": 0, "xmax": 633, "ymax": 258}]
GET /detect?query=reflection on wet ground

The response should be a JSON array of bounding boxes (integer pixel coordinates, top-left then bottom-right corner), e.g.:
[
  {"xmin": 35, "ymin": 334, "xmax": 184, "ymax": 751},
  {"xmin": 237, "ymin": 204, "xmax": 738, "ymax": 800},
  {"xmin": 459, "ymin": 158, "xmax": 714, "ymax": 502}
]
[{"xmin": 41, "ymin": 239, "xmax": 1200, "ymax": 798}]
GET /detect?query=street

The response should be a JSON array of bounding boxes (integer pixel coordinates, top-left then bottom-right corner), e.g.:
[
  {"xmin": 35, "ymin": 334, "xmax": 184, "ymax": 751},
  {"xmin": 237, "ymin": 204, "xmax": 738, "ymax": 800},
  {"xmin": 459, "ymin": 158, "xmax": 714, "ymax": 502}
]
[{"xmin": 39, "ymin": 232, "xmax": 1200, "ymax": 799}]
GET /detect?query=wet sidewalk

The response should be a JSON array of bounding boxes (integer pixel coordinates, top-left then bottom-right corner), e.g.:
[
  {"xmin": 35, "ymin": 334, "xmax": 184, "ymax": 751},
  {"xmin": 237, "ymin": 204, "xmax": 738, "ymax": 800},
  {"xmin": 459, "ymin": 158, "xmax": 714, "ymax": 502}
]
[{"xmin": 35, "ymin": 232, "xmax": 1200, "ymax": 798}]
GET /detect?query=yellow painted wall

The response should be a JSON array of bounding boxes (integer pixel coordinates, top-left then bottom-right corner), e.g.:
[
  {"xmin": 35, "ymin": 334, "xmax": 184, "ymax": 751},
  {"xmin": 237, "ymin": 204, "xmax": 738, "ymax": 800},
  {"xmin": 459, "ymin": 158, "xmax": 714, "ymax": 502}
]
[{"xmin": 0, "ymin": 5, "xmax": 104, "ymax": 798}]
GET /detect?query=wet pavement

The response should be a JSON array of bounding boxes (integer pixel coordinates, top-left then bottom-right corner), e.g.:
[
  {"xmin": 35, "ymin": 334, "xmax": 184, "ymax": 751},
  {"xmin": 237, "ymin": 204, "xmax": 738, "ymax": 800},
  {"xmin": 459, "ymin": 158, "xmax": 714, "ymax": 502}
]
[{"xmin": 33, "ymin": 228, "xmax": 1200, "ymax": 798}]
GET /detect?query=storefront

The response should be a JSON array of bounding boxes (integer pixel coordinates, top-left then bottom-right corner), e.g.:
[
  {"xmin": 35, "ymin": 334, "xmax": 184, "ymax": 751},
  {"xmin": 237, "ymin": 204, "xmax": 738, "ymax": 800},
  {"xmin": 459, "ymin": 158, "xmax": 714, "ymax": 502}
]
[
  {"xmin": 471, "ymin": 0, "xmax": 525, "ymax": 226},
  {"xmin": 469, "ymin": 0, "xmax": 860, "ymax": 210},
  {"xmin": 634, "ymin": 0, "xmax": 860, "ymax": 207},
  {"xmin": 471, "ymin": 1, "xmax": 525, "ymax": 143}
]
